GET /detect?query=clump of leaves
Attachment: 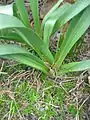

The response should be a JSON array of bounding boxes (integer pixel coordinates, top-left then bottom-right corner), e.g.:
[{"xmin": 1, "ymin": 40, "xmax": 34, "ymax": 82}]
[{"xmin": 0, "ymin": 0, "xmax": 90, "ymax": 76}]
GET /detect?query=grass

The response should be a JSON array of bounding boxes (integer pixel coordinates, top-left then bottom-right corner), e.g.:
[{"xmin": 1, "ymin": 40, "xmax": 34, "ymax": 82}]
[
  {"xmin": 0, "ymin": 61, "xmax": 89, "ymax": 120},
  {"xmin": 0, "ymin": 61, "xmax": 77, "ymax": 120}
]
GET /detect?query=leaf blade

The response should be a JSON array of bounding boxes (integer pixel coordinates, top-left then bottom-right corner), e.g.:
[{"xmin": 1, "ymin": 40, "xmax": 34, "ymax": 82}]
[
  {"xmin": 29, "ymin": 0, "xmax": 41, "ymax": 36},
  {"xmin": 59, "ymin": 60, "xmax": 90, "ymax": 74},
  {"xmin": 54, "ymin": 6, "xmax": 90, "ymax": 69},
  {"xmin": 14, "ymin": 27, "xmax": 54, "ymax": 64},
  {"xmin": 42, "ymin": 0, "xmax": 63, "ymax": 28},
  {"xmin": 53, "ymin": 0, "xmax": 90, "ymax": 33},
  {"xmin": 0, "ymin": 13, "xmax": 25, "ymax": 29},
  {"xmin": 0, "ymin": 29, "xmax": 24, "ymax": 43},
  {"xmin": 0, "ymin": 14, "xmax": 54, "ymax": 64},
  {"xmin": 43, "ymin": 3, "xmax": 71, "ymax": 47},
  {"xmin": 0, "ymin": 44, "xmax": 48, "ymax": 73},
  {"xmin": 0, "ymin": 3, "xmax": 13, "ymax": 15},
  {"xmin": 15, "ymin": 0, "xmax": 30, "ymax": 27}
]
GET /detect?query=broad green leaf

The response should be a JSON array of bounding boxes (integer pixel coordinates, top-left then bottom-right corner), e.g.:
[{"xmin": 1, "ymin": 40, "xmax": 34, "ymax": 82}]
[
  {"xmin": 0, "ymin": 44, "xmax": 29, "ymax": 55},
  {"xmin": 15, "ymin": 0, "xmax": 30, "ymax": 28},
  {"xmin": 0, "ymin": 29, "xmax": 24, "ymax": 43},
  {"xmin": 14, "ymin": 27, "xmax": 54, "ymax": 64},
  {"xmin": 42, "ymin": 0, "xmax": 63, "ymax": 28},
  {"xmin": 0, "ymin": 14, "xmax": 27, "ymax": 43},
  {"xmin": 0, "ymin": 4, "xmax": 13, "ymax": 15},
  {"xmin": 54, "ymin": 6, "xmax": 90, "ymax": 69},
  {"xmin": 59, "ymin": 60, "xmax": 90, "ymax": 74},
  {"xmin": 0, "ymin": 14, "xmax": 54, "ymax": 64},
  {"xmin": 29, "ymin": 0, "xmax": 41, "ymax": 37},
  {"xmin": 43, "ymin": 3, "xmax": 71, "ymax": 47},
  {"xmin": 11, "ymin": 54, "xmax": 48, "ymax": 74},
  {"xmin": 0, "ymin": 14, "xmax": 25, "ymax": 29},
  {"xmin": 53, "ymin": 0, "xmax": 90, "ymax": 33},
  {"xmin": 0, "ymin": 44, "xmax": 48, "ymax": 73}
]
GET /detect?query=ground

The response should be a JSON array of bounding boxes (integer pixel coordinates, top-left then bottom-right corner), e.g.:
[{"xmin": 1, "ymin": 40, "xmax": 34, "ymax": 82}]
[{"xmin": 0, "ymin": 0, "xmax": 90, "ymax": 120}]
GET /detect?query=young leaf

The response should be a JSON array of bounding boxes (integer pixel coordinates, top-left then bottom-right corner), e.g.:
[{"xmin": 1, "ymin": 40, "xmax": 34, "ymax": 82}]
[
  {"xmin": 15, "ymin": 0, "xmax": 30, "ymax": 28},
  {"xmin": 42, "ymin": 0, "xmax": 63, "ymax": 28},
  {"xmin": 0, "ymin": 44, "xmax": 48, "ymax": 73},
  {"xmin": 54, "ymin": 6, "xmax": 90, "ymax": 69},
  {"xmin": 59, "ymin": 60, "xmax": 90, "ymax": 74},
  {"xmin": 28, "ymin": 0, "xmax": 41, "ymax": 37}
]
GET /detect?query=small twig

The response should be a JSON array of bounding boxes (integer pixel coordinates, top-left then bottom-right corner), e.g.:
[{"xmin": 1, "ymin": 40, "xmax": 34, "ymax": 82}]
[
  {"xmin": 69, "ymin": 80, "xmax": 84, "ymax": 93},
  {"xmin": 43, "ymin": 85, "xmax": 55, "ymax": 91},
  {"xmin": 0, "ymin": 61, "xmax": 7, "ymax": 75},
  {"xmin": 79, "ymin": 95, "xmax": 90, "ymax": 111},
  {"xmin": 38, "ymin": 101, "xmax": 60, "ymax": 108},
  {"xmin": 0, "ymin": 61, "xmax": 4, "ymax": 72},
  {"xmin": 59, "ymin": 82, "xmax": 69, "ymax": 95},
  {"xmin": 84, "ymin": 82, "xmax": 90, "ymax": 87},
  {"xmin": 0, "ymin": 72, "xmax": 7, "ymax": 75}
]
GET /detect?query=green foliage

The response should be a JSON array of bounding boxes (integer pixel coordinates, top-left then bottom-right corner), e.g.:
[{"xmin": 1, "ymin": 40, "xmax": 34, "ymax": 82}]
[
  {"xmin": 68, "ymin": 104, "xmax": 77, "ymax": 117},
  {"xmin": 29, "ymin": 0, "xmax": 42, "ymax": 37},
  {"xmin": 15, "ymin": 0, "xmax": 30, "ymax": 28},
  {"xmin": 0, "ymin": 0, "xmax": 90, "ymax": 76}
]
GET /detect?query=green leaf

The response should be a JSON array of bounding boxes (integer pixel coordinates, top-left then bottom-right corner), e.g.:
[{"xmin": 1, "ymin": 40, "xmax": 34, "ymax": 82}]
[
  {"xmin": 54, "ymin": 6, "xmax": 90, "ymax": 69},
  {"xmin": 0, "ymin": 14, "xmax": 54, "ymax": 64},
  {"xmin": 53, "ymin": 0, "xmax": 90, "ymax": 33},
  {"xmin": 0, "ymin": 14, "xmax": 25, "ymax": 29},
  {"xmin": 11, "ymin": 54, "xmax": 48, "ymax": 74},
  {"xmin": 0, "ymin": 4, "xmax": 13, "ymax": 15},
  {"xmin": 14, "ymin": 27, "xmax": 54, "ymax": 64},
  {"xmin": 13, "ymin": 3, "xmax": 20, "ymax": 18},
  {"xmin": 0, "ymin": 14, "xmax": 26, "ymax": 43},
  {"xmin": 0, "ymin": 44, "xmax": 48, "ymax": 73},
  {"xmin": 0, "ymin": 29, "xmax": 24, "ymax": 43},
  {"xmin": 0, "ymin": 44, "xmax": 29, "ymax": 55},
  {"xmin": 29, "ymin": 0, "xmax": 41, "ymax": 37},
  {"xmin": 15, "ymin": 0, "xmax": 30, "ymax": 28},
  {"xmin": 43, "ymin": 3, "xmax": 71, "ymax": 47},
  {"xmin": 59, "ymin": 60, "xmax": 90, "ymax": 74},
  {"xmin": 42, "ymin": 0, "xmax": 63, "ymax": 28}
]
